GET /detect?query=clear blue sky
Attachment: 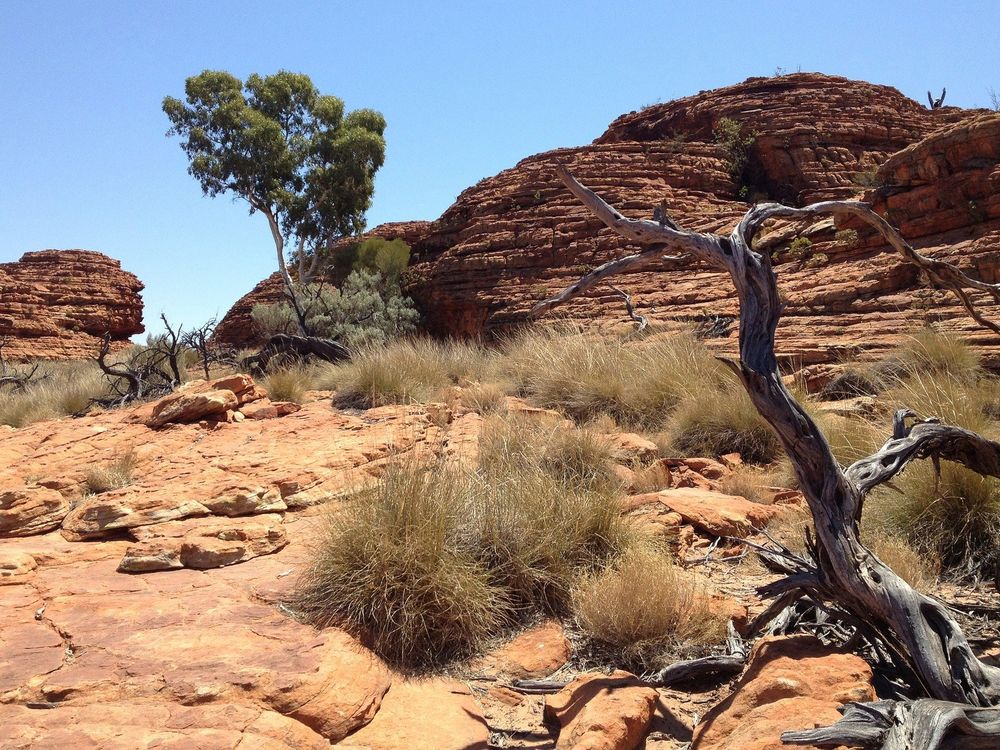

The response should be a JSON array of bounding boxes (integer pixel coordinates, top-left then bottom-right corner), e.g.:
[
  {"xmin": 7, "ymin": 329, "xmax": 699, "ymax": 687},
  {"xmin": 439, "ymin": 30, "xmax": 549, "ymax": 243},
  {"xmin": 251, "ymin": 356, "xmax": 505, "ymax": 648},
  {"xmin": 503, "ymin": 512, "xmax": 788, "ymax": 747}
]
[{"xmin": 3, "ymin": 1, "xmax": 999, "ymax": 337}]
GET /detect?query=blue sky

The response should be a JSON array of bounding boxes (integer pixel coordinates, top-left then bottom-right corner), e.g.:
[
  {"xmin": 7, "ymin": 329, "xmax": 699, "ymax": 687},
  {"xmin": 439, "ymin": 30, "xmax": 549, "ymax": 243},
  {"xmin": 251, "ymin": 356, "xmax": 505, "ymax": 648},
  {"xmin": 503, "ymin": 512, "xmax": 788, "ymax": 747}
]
[{"xmin": 3, "ymin": 1, "xmax": 999, "ymax": 337}]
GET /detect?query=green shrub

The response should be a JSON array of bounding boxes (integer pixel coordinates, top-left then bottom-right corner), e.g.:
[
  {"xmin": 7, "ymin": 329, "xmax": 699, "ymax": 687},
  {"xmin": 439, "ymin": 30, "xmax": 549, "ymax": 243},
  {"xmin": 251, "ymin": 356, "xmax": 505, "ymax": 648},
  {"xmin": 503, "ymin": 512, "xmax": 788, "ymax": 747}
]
[
  {"xmin": 804, "ymin": 252, "xmax": 828, "ymax": 268},
  {"xmin": 786, "ymin": 236, "xmax": 813, "ymax": 261},
  {"xmin": 252, "ymin": 270, "xmax": 419, "ymax": 350},
  {"xmin": 835, "ymin": 229, "xmax": 859, "ymax": 247},
  {"xmin": 713, "ymin": 117, "xmax": 755, "ymax": 184},
  {"xmin": 851, "ymin": 169, "xmax": 882, "ymax": 188}
]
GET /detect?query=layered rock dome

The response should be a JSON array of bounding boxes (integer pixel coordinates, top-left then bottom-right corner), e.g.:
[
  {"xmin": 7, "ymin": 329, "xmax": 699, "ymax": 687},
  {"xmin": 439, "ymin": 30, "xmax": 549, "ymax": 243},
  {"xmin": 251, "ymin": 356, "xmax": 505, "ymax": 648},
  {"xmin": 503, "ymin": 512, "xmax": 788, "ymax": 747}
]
[
  {"xmin": 0, "ymin": 250, "xmax": 144, "ymax": 359},
  {"xmin": 216, "ymin": 73, "xmax": 1000, "ymax": 366}
]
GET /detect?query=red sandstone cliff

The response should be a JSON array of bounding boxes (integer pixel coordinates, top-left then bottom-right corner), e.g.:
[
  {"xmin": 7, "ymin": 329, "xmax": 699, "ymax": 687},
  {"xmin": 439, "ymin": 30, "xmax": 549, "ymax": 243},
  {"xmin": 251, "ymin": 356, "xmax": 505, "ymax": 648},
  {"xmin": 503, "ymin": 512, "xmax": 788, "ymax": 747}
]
[
  {"xmin": 217, "ymin": 74, "xmax": 999, "ymax": 365},
  {"xmin": 0, "ymin": 250, "xmax": 144, "ymax": 360}
]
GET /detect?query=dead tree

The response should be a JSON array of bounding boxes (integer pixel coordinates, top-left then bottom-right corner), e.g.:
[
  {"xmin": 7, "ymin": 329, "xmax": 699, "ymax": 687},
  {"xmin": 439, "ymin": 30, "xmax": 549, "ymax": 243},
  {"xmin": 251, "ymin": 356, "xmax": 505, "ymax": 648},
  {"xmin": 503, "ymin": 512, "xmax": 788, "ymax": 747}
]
[
  {"xmin": 928, "ymin": 88, "xmax": 947, "ymax": 109},
  {"xmin": 532, "ymin": 164, "xmax": 1000, "ymax": 748},
  {"xmin": 0, "ymin": 336, "xmax": 42, "ymax": 391},
  {"xmin": 181, "ymin": 317, "xmax": 224, "ymax": 380},
  {"xmin": 241, "ymin": 334, "xmax": 350, "ymax": 373},
  {"xmin": 93, "ymin": 325, "xmax": 182, "ymax": 407}
]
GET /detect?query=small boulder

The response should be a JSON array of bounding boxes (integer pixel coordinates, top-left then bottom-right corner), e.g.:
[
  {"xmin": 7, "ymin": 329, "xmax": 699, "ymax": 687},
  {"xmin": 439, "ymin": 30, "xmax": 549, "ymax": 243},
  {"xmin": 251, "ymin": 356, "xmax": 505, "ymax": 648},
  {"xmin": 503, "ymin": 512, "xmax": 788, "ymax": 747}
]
[
  {"xmin": 691, "ymin": 635, "xmax": 876, "ymax": 749},
  {"xmin": 147, "ymin": 389, "xmax": 239, "ymax": 427},
  {"xmin": 476, "ymin": 620, "xmax": 570, "ymax": 678},
  {"xmin": 623, "ymin": 488, "xmax": 789, "ymax": 537},
  {"xmin": 545, "ymin": 671, "xmax": 658, "ymax": 750},
  {"xmin": 118, "ymin": 514, "xmax": 288, "ymax": 573},
  {"xmin": 339, "ymin": 678, "xmax": 489, "ymax": 750},
  {"xmin": 0, "ymin": 487, "xmax": 70, "ymax": 537},
  {"xmin": 240, "ymin": 400, "xmax": 302, "ymax": 420}
]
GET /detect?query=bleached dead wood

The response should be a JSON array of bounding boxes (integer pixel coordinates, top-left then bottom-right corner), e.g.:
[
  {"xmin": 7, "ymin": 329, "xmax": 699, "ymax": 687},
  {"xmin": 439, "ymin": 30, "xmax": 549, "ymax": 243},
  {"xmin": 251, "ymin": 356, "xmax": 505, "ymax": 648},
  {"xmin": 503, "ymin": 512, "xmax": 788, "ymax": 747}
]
[{"xmin": 531, "ymin": 164, "xmax": 1000, "ymax": 748}]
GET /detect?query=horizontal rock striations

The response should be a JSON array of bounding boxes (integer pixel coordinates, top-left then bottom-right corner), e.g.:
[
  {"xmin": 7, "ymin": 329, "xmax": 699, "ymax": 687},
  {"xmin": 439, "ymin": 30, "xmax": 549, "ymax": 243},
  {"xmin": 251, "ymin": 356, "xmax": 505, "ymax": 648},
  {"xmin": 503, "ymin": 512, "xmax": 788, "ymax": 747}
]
[
  {"xmin": 0, "ymin": 250, "xmax": 144, "ymax": 360},
  {"xmin": 219, "ymin": 74, "xmax": 1000, "ymax": 367}
]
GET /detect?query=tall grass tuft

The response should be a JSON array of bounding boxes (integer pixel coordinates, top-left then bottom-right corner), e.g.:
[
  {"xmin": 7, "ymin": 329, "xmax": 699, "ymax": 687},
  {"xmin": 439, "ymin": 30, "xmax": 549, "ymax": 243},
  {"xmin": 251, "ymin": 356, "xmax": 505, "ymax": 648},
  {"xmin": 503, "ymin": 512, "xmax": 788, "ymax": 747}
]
[
  {"xmin": 320, "ymin": 338, "xmax": 496, "ymax": 408},
  {"xmin": 0, "ymin": 361, "xmax": 108, "ymax": 427},
  {"xmin": 84, "ymin": 448, "xmax": 138, "ymax": 494},
  {"xmin": 666, "ymin": 380, "xmax": 782, "ymax": 464},
  {"xmin": 500, "ymin": 325, "xmax": 720, "ymax": 430},
  {"xmin": 261, "ymin": 365, "xmax": 314, "ymax": 404},
  {"xmin": 294, "ymin": 466, "xmax": 506, "ymax": 668},
  {"xmin": 573, "ymin": 547, "xmax": 728, "ymax": 670},
  {"xmin": 294, "ymin": 459, "xmax": 633, "ymax": 670}
]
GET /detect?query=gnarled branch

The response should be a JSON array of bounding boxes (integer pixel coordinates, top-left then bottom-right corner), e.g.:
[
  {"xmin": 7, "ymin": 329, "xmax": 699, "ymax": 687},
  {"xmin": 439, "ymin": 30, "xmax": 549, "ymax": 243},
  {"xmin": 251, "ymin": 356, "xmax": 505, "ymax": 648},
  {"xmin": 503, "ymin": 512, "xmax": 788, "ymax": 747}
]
[{"xmin": 534, "ymin": 166, "xmax": 1000, "ymax": 745}]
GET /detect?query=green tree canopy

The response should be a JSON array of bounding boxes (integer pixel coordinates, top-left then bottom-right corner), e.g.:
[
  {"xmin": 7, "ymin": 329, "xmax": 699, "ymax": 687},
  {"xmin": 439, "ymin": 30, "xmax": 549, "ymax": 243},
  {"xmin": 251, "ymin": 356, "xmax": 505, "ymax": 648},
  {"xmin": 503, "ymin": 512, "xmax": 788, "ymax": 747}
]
[{"xmin": 163, "ymin": 70, "xmax": 386, "ymax": 333}]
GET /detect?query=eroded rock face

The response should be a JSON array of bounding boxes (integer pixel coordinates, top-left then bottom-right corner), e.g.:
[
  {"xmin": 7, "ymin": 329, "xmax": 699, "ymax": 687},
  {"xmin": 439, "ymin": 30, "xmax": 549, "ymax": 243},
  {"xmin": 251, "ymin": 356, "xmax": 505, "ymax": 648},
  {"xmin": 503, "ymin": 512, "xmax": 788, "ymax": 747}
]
[
  {"xmin": 219, "ymin": 75, "xmax": 1000, "ymax": 370},
  {"xmin": 0, "ymin": 250, "xmax": 143, "ymax": 360}
]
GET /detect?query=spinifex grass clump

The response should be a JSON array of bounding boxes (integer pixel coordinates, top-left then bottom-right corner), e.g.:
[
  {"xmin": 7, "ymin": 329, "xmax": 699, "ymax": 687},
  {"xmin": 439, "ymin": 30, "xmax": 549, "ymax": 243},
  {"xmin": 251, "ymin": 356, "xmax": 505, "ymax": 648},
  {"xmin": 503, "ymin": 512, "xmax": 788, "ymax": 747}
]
[
  {"xmin": 0, "ymin": 361, "xmax": 109, "ymax": 427},
  {"xmin": 84, "ymin": 447, "xmax": 138, "ymax": 494},
  {"xmin": 261, "ymin": 365, "xmax": 315, "ymax": 404},
  {"xmin": 294, "ymin": 467, "xmax": 505, "ymax": 668},
  {"xmin": 572, "ymin": 547, "xmax": 727, "ymax": 671},
  {"xmin": 500, "ymin": 325, "xmax": 718, "ymax": 430},
  {"xmin": 294, "ymin": 457, "xmax": 632, "ymax": 670},
  {"xmin": 320, "ymin": 337, "xmax": 496, "ymax": 408}
]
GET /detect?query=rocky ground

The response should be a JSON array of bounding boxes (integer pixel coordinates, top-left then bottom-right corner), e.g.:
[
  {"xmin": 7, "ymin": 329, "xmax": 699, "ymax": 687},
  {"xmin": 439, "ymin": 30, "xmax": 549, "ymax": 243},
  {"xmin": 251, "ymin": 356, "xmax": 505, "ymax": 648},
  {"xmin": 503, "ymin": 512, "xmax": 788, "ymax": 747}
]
[{"xmin": 4, "ymin": 373, "xmax": 990, "ymax": 749}]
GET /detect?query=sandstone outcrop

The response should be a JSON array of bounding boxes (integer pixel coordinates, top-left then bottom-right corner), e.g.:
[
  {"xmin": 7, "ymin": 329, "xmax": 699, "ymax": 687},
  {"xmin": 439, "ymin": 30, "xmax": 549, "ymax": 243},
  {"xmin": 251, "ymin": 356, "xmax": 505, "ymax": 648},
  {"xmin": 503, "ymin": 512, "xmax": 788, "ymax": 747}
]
[
  {"xmin": 0, "ymin": 250, "xmax": 143, "ymax": 360},
  {"xmin": 215, "ymin": 74, "xmax": 1000, "ymax": 371}
]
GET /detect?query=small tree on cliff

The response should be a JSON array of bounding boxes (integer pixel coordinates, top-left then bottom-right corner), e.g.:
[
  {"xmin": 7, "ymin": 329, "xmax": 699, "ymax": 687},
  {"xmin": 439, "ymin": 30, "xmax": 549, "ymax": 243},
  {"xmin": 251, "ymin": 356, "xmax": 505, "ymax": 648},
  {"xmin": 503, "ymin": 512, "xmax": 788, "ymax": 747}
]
[{"xmin": 163, "ymin": 70, "xmax": 386, "ymax": 335}]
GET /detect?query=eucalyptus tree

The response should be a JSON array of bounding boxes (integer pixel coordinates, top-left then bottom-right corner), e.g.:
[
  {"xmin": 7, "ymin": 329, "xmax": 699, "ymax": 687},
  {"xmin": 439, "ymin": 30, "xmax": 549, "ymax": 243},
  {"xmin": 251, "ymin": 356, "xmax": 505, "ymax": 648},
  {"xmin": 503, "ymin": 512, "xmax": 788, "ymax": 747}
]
[{"xmin": 163, "ymin": 70, "xmax": 386, "ymax": 334}]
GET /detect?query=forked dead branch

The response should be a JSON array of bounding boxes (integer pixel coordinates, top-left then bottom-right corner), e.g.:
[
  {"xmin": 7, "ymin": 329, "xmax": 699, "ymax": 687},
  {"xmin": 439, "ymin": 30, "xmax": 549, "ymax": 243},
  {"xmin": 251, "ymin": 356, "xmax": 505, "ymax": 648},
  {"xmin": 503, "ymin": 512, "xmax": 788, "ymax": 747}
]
[{"xmin": 531, "ymin": 164, "xmax": 1000, "ymax": 748}]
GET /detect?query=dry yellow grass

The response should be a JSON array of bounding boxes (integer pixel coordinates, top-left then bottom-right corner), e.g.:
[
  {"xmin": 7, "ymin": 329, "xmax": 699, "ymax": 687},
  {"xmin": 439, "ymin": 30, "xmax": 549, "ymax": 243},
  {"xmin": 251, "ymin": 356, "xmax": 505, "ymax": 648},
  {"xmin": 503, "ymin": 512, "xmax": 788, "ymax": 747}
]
[
  {"xmin": 0, "ymin": 361, "xmax": 108, "ymax": 427},
  {"xmin": 84, "ymin": 447, "xmax": 138, "ymax": 494},
  {"xmin": 573, "ymin": 547, "xmax": 728, "ymax": 670}
]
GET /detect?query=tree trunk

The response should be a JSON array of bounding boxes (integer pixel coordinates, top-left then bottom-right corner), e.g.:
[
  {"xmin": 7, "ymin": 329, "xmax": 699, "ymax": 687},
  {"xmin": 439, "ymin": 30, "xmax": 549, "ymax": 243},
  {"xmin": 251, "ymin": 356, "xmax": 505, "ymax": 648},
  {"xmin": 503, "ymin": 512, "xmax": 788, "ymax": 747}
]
[{"xmin": 532, "ymin": 165, "xmax": 1000, "ymax": 747}]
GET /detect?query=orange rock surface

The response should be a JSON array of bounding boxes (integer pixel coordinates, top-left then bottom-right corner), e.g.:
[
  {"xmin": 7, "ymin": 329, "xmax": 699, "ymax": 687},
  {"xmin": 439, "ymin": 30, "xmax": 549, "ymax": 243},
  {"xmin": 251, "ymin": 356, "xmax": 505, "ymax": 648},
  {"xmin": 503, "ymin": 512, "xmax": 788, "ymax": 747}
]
[
  {"xmin": 691, "ymin": 635, "xmax": 876, "ymax": 750},
  {"xmin": 545, "ymin": 671, "xmax": 659, "ymax": 750},
  {"xmin": 0, "ymin": 250, "xmax": 144, "ymax": 360}
]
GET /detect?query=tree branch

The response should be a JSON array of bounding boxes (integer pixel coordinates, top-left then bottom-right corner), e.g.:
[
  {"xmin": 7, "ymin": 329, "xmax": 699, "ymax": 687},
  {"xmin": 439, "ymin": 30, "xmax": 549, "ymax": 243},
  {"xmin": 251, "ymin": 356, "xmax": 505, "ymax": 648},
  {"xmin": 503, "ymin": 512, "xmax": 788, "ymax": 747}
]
[
  {"xmin": 535, "ymin": 168, "xmax": 1000, "ymax": 730},
  {"xmin": 847, "ymin": 414, "xmax": 1000, "ymax": 497}
]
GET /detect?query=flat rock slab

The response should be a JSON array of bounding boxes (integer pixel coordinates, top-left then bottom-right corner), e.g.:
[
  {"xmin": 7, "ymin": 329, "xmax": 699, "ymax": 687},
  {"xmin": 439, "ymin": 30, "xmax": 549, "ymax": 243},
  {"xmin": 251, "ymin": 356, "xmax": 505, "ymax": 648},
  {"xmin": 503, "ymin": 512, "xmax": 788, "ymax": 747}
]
[
  {"xmin": 0, "ymin": 547, "xmax": 391, "ymax": 743},
  {"xmin": 0, "ymin": 400, "xmax": 446, "ymax": 539},
  {"xmin": 340, "ymin": 677, "xmax": 490, "ymax": 750},
  {"xmin": 118, "ymin": 513, "xmax": 289, "ymax": 572},
  {"xmin": 0, "ymin": 701, "xmax": 331, "ymax": 749}
]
